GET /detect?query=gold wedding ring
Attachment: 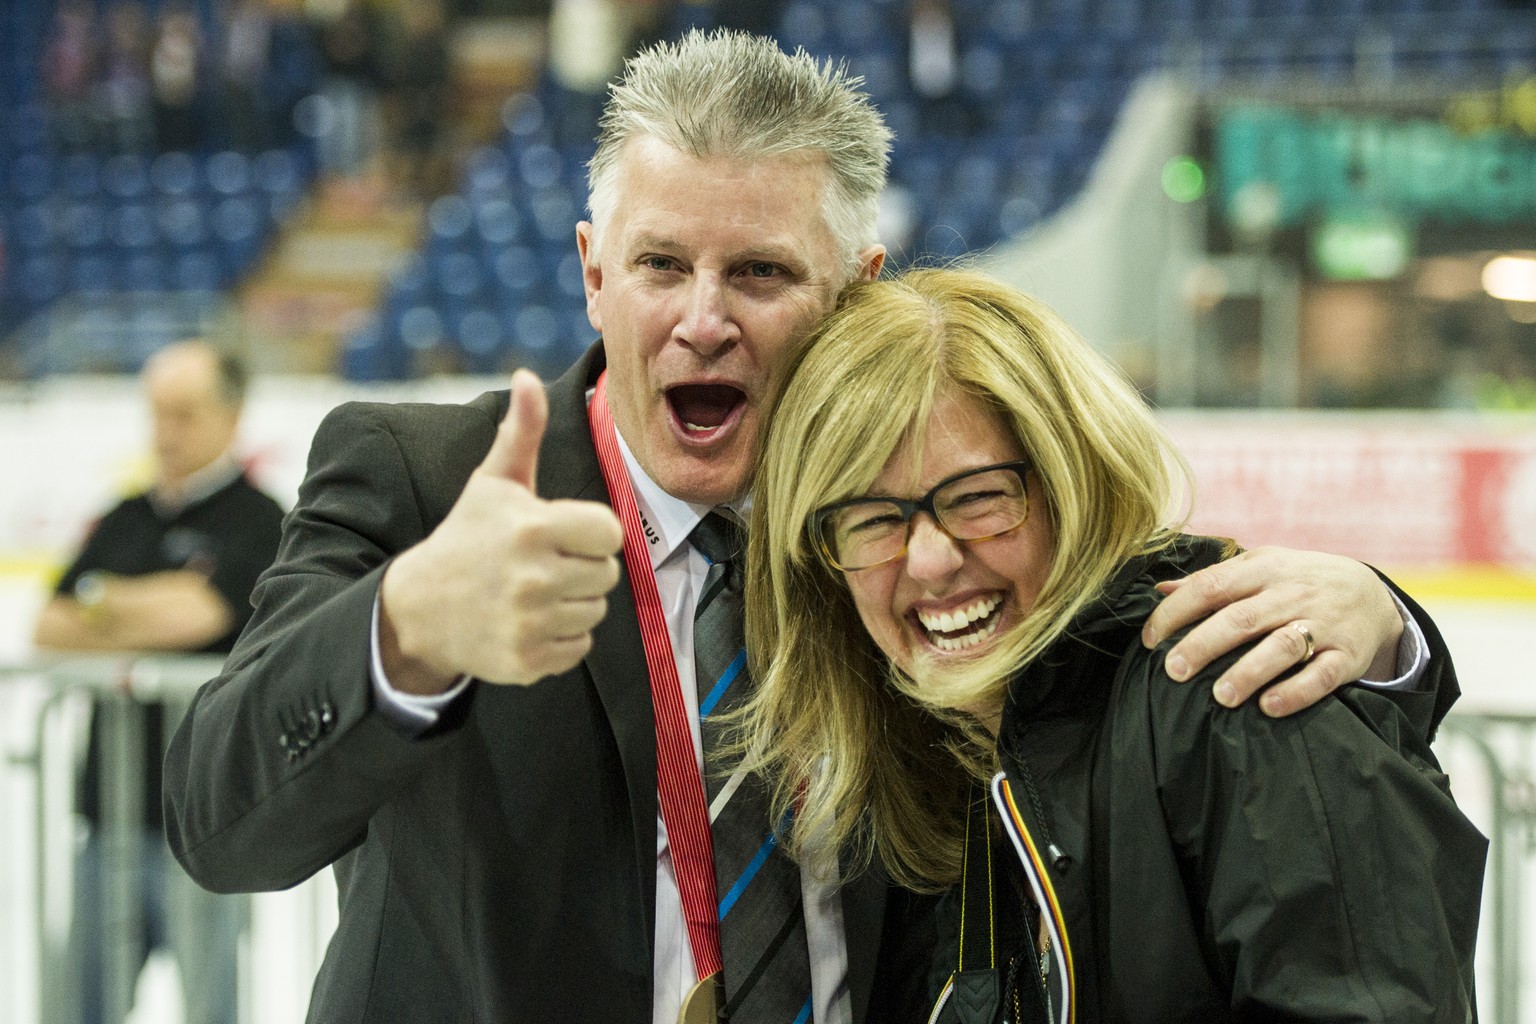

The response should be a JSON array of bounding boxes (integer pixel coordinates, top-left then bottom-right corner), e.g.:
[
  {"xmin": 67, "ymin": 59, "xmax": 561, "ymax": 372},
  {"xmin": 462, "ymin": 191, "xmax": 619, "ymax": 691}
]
[{"xmin": 1292, "ymin": 622, "xmax": 1316, "ymax": 664}]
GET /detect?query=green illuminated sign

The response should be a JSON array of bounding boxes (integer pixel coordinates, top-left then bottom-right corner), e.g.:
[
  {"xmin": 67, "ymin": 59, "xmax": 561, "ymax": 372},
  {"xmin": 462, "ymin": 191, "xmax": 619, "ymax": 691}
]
[
  {"xmin": 1217, "ymin": 106, "xmax": 1536, "ymax": 227},
  {"xmin": 1311, "ymin": 216, "xmax": 1412, "ymax": 280}
]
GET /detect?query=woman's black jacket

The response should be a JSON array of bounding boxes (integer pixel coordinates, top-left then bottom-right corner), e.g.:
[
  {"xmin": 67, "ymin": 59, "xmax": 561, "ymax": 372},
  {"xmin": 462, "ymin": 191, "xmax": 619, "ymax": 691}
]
[{"xmin": 873, "ymin": 537, "xmax": 1485, "ymax": 1023}]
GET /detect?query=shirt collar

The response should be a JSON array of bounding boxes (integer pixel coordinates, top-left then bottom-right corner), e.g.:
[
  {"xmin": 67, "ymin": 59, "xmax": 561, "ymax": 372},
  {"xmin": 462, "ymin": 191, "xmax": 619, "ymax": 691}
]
[
  {"xmin": 150, "ymin": 453, "xmax": 241, "ymax": 517},
  {"xmin": 612, "ymin": 429, "xmax": 749, "ymax": 572}
]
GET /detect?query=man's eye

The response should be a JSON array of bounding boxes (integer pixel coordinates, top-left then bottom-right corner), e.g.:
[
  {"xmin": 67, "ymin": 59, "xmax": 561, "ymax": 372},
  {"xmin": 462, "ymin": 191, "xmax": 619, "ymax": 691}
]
[
  {"xmin": 644, "ymin": 256, "xmax": 676, "ymax": 271},
  {"xmin": 744, "ymin": 262, "xmax": 779, "ymax": 278}
]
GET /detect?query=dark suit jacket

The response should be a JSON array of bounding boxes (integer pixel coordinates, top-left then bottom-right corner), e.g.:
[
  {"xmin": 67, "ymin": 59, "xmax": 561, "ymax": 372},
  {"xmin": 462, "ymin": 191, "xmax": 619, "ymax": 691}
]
[{"xmin": 162, "ymin": 345, "xmax": 891, "ymax": 1022}]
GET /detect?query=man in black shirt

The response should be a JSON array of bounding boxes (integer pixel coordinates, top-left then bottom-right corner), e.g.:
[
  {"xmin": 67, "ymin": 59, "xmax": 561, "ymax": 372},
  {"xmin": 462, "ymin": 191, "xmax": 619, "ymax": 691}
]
[{"xmin": 35, "ymin": 339, "xmax": 283, "ymax": 1024}]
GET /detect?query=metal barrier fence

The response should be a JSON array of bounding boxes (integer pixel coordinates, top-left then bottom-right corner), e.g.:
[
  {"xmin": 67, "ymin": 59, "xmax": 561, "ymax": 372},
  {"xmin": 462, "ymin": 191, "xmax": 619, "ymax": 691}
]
[
  {"xmin": 0, "ymin": 656, "xmax": 1527, "ymax": 1023},
  {"xmin": 1437, "ymin": 713, "xmax": 1536, "ymax": 1024},
  {"xmin": 0, "ymin": 656, "xmax": 334, "ymax": 1024}
]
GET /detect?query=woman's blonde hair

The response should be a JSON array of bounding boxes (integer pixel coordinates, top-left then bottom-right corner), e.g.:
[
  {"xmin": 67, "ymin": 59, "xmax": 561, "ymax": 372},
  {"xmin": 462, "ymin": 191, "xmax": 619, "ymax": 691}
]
[{"xmin": 741, "ymin": 267, "xmax": 1190, "ymax": 890}]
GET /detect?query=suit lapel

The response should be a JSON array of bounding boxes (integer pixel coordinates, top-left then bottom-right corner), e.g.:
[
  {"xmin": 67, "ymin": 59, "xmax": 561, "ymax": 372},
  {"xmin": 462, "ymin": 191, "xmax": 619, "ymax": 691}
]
[
  {"xmin": 538, "ymin": 345, "xmax": 662, "ymax": 943},
  {"xmin": 537, "ymin": 345, "xmax": 895, "ymax": 1016}
]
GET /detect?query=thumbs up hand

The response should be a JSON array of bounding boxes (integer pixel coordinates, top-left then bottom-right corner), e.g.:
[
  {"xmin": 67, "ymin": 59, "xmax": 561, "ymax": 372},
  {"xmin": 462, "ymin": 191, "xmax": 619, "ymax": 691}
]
[{"xmin": 379, "ymin": 370, "xmax": 624, "ymax": 691}]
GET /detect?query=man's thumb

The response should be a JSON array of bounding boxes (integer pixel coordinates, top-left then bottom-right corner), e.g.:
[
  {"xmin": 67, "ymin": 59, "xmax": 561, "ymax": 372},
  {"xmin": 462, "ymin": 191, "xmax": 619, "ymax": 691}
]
[{"xmin": 482, "ymin": 369, "xmax": 548, "ymax": 488}]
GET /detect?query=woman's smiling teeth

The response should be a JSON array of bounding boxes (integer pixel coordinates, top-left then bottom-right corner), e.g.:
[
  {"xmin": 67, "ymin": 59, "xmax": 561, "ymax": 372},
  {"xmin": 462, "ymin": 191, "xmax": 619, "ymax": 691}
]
[{"xmin": 915, "ymin": 595, "xmax": 1003, "ymax": 652}]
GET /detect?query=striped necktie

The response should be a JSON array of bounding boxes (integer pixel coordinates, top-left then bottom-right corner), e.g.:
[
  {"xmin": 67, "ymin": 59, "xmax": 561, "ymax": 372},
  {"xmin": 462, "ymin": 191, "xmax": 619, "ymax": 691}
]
[{"xmin": 690, "ymin": 511, "xmax": 815, "ymax": 1023}]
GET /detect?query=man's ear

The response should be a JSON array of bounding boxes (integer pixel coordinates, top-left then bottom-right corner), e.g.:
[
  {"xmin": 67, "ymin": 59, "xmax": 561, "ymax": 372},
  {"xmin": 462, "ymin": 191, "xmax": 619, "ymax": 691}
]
[
  {"xmin": 855, "ymin": 244, "xmax": 886, "ymax": 281},
  {"xmin": 576, "ymin": 222, "xmax": 603, "ymax": 333}
]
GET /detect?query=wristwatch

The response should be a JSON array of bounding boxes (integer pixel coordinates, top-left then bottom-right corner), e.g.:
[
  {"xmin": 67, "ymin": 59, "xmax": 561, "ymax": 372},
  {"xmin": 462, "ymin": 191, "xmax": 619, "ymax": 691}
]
[{"xmin": 74, "ymin": 571, "xmax": 108, "ymax": 618}]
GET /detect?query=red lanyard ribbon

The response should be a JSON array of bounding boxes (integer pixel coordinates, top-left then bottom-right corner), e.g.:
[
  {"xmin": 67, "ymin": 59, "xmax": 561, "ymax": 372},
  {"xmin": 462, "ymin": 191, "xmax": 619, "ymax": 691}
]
[{"xmin": 589, "ymin": 370, "xmax": 723, "ymax": 981}]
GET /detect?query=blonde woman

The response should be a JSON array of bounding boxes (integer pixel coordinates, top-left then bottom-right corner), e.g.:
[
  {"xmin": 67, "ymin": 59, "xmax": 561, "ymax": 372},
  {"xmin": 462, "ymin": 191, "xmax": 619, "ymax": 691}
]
[{"xmin": 743, "ymin": 268, "xmax": 1483, "ymax": 1023}]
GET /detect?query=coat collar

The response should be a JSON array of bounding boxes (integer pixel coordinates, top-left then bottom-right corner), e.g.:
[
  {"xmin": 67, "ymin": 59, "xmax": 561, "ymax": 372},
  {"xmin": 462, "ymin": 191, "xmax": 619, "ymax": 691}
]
[{"xmin": 540, "ymin": 344, "xmax": 664, "ymax": 950}]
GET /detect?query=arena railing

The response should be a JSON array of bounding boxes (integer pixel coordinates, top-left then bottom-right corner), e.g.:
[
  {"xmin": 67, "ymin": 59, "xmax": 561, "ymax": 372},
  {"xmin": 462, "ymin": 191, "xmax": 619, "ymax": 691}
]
[
  {"xmin": 0, "ymin": 655, "xmax": 335, "ymax": 1024},
  {"xmin": 0, "ymin": 655, "xmax": 1525, "ymax": 1023}
]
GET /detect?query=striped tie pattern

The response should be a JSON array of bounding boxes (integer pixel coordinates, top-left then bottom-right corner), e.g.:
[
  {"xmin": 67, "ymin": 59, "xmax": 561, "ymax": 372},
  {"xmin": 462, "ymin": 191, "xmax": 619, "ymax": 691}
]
[{"xmin": 690, "ymin": 512, "xmax": 815, "ymax": 1024}]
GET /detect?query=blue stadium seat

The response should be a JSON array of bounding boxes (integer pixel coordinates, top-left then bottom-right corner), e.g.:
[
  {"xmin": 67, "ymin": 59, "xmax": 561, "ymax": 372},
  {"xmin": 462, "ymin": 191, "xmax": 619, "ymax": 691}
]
[
  {"xmin": 829, "ymin": 2, "xmax": 887, "ymax": 53},
  {"xmin": 553, "ymin": 251, "xmax": 586, "ymax": 303},
  {"xmin": 103, "ymin": 154, "xmax": 151, "ymax": 201},
  {"xmin": 433, "ymin": 250, "xmax": 485, "ymax": 300},
  {"xmin": 62, "ymin": 153, "xmax": 104, "ymax": 200},
  {"xmin": 400, "ymin": 304, "xmax": 447, "ymax": 352},
  {"xmin": 959, "ymin": 44, "xmax": 1008, "ymax": 104},
  {"xmin": 70, "ymin": 253, "xmax": 118, "ymax": 296},
  {"xmin": 254, "ymin": 148, "xmax": 305, "ymax": 197},
  {"xmin": 508, "ymin": 303, "xmax": 562, "ymax": 358},
  {"xmin": 451, "ymin": 306, "xmax": 505, "ymax": 372},
  {"xmin": 62, "ymin": 201, "xmax": 109, "ymax": 251},
  {"xmin": 491, "ymin": 244, "xmax": 545, "ymax": 297},
  {"xmin": 18, "ymin": 253, "xmax": 65, "ymax": 305},
  {"xmin": 985, "ymin": 0, "xmax": 1034, "ymax": 47},
  {"xmin": 428, "ymin": 194, "xmax": 474, "ymax": 245},
  {"xmin": 207, "ymin": 151, "xmax": 254, "ymax": 197},
  {"xmin": 465, "ymin": 146, "xmax": 512, "ymax": 200},
  {"xmin": 342, "ymin": 318, "xmax": 408, "ymax": 382},
  {"xmin": 528, "ymin": 190, "xmax": 579, "ymax": 246},
  {"xmin": 171, "ymin": 249, "xmax": 222, "ymax": 291},
  {"xmin": 518, "ymin": 144, "xmax": 564, "ymax": 190},
  {"xmin": 12, "ymin": 202, "xmax": 58, "ymax": 252},
  {"xmin": 113, "ymin": 203, "xmax": 159, "ymax": 250},
  {"xmin": 158, "ymin": 198, "xmax": 209, "ymax": 250},
  {"xmin": 151, "ymin": 151, "xmax": 201, "ymax": 197},
  {"xmin": 501, "ymin": 92, "xmax": 550, "ymax": 147},
  {"xmin": 122, "ymin": 251, "xmax": 168, "ymax": 291},
  {"xmin": 779, "ymin": 3, "xmax": 831, "ymax": 54},
  {"xmin": 474, "ymin": 197, "xmax": 524, "ymax": 247},
  {"xmin": 849, "ymin": 51, "xmax": 904, "ymax": 101}
]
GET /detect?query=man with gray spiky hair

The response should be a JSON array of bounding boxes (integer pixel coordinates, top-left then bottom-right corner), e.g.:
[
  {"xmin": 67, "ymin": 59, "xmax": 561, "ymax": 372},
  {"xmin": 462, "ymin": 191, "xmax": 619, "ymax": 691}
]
[{"xmin": 164, "ymin": 29, "xmax": 1443, "ymax": 1024}]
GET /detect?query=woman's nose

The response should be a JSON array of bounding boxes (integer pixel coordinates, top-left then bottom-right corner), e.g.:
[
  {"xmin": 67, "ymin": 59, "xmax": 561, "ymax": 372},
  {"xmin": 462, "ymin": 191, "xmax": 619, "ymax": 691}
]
[{"xmin": 902, "ymin": 514, "xmax": 964, "ymax": 581}]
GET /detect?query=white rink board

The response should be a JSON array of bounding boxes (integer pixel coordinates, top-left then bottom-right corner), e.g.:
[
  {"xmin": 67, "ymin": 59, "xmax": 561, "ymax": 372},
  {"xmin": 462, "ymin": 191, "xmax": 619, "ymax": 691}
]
[{"xmin": 0, "ymin": 380, "xmax": 1531, "ymax": 1023}]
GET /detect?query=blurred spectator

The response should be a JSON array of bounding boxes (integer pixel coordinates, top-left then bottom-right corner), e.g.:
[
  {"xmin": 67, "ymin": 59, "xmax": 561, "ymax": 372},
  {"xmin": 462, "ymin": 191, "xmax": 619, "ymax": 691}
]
[
  {"xmin": 908, "ymin": 0, "xmax": 957, "ymax": 99},
  {"xmin": 95, "ymin": 2, "xmax": 155, "ymax": 155},
  {"xmin": 151, "ymin": 4, "xmax": 208, "ymax": 153},
  {"xmin": 41, "ymin": 3, "xmax": 98, "ymax": 152},
  {"xmin": 33, "ymin": 340, "xmax": 284, "ymax": 1024},
  {"xmin": 315, "ymin": 0, "xmax": 388, "ymax": 176},
  {"xmin": 907, "ymin": 0, "xmax": 977, "ymax": 136},
  {"xmin": 217, "ymin": 0, "xmax": 276, "ymax": 152},
  {"xmin": 548, "ymin": 0, "xmax": 630, "ymax": 93},
  {"xmin": 387, "ymin": 2, "xmax": 454, "ymax": 196}
]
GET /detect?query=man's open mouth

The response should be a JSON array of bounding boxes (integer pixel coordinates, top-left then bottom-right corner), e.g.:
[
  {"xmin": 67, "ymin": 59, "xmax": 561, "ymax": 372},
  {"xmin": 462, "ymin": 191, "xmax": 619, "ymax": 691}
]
[
  {"xmin": 666, "ymin": 384, "xmax": 747, "ymax": 438},
  {"xmin": 914, "ymin": 595, "xmax": 1004, "ymax": 653}
]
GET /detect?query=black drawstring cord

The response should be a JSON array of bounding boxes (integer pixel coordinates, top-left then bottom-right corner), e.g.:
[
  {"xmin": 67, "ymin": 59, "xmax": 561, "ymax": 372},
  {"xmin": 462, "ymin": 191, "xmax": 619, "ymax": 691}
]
[{"xmin": 1010, "ymin": 750, "xmax": 1071, "ymax": 872}]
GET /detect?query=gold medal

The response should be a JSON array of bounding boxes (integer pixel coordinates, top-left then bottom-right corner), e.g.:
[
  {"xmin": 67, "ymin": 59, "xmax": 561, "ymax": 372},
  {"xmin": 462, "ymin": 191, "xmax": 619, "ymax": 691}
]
[{"xmin": 679, "ymin": 972, "xmax": 721, "ymax": 1024}]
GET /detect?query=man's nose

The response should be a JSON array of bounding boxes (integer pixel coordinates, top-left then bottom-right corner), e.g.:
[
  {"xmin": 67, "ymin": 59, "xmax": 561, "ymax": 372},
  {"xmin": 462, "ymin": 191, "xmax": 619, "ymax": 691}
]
[
  {"xmin": 675, "ymin": 276, "xmax": 740, "ymax": 355},
  {"xmin": 903, "ymin": 515, "xmax": 964, "ymax": 581}
]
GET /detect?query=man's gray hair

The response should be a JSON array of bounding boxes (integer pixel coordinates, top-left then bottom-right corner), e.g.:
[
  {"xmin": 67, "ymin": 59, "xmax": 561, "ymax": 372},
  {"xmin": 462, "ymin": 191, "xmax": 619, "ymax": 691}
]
[{"xmin": 587, "ymin": 29, "xmax": 892, "ymax": 279}]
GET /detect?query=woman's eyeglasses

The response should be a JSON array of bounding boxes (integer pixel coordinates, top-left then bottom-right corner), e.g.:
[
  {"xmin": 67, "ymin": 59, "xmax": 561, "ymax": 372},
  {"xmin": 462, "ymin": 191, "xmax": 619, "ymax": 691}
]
[{"xmin": 810, "ymin": 461, "xmax": 1031, "ymax": 572}]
